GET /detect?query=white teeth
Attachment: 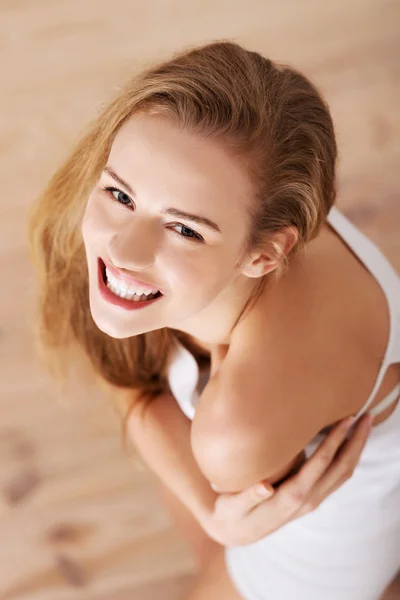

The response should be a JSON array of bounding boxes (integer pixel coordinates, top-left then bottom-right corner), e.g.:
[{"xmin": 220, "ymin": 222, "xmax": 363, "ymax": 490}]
[
  {"xmin": 104, "ymin": 267, "xmax": 160, "ymax": 297},
  {"xmin": 106, "ymin": 281, "xmax": 159, "ymax": 301}
]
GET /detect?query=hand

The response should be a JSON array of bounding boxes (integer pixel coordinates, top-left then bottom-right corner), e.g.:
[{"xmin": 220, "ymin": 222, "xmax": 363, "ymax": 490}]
[{"xmin": 203, "ymin": 413, "xmax": 373, "ymax": 546}]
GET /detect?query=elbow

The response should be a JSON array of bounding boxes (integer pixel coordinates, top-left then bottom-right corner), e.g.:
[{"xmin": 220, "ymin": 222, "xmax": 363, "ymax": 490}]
[
  {"xmin": 190, "ymin": 425, "xmax": 278, "ymax": 494},
  {"xmin": 191, "ymin": 421, "xmax": 306, "ymax": 494},
  {"xmin": 190, "ymin": 433, "xmax": 240, "ymax": 494}
]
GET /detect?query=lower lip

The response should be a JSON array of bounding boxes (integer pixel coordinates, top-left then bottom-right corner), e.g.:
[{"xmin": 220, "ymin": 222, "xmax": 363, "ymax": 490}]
[{"xmin": 97, "ymin": 259, "xmax": 163, "ymax": 311}]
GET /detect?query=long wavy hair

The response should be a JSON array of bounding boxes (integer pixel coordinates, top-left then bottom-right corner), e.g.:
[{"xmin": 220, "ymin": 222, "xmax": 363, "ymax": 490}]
[{"xmin": 28, "ymin": 39, "xmax": 337, "ymax": 429}]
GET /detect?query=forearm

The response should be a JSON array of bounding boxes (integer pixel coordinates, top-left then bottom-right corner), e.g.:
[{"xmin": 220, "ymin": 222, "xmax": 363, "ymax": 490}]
[{"xmin": 126, "ymin": 391, "xmax": 218, "ymax": 528}]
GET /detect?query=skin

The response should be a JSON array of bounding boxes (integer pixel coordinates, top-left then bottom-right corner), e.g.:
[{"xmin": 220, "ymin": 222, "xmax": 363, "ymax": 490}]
[
  {"xmin": 81, "ymin": 112, "xmax": 400, "ymax": 599},
  {"xmin": 81, "ymin": 112, "xmax": 297, "ymax": 345},
  {"xmin": 81, "ymin": 110, "xmax": 399, "ymax": 418}
]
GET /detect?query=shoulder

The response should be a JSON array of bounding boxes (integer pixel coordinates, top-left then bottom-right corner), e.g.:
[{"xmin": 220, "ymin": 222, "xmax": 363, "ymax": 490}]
[
  {"xmin": 191, "ymin": 278, "xmax": 333, "ymax": 491},
  {"xmin": 191, "ymin": 228, "xmax": 386, "ymax": 491},
  {"xmin": 220, "ymin": 222, "xmax": 388, "ymax": 427}
]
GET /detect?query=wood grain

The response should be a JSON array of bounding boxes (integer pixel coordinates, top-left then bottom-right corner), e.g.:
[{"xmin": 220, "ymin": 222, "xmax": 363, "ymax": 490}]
[{"xmin": 0, "ymin": 1, "xmax": 399, "ymax": 598}]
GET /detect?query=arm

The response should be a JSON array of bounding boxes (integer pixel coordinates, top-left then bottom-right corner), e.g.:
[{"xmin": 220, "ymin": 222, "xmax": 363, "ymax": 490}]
[
  {"xmin": 191, "ymin": 332, "xmax": 337, "ymax": 493},
  {"xmin": 190, "ymin": 369, "xmax": 326, "ymax": 493},
  {"xmin": 118, "ymin": 384, "xmax": 372, "ymax": 550},
  {"xmin": 190, "ymin": 342, "xmax": 310, "ymax": 493},
  {"xmin": 191, "ymin": 420, "xmax": 309, "ymax": 495},
  {"xmin": 125, "ymin": 390, "xmax": 218, "ymax": 528}
]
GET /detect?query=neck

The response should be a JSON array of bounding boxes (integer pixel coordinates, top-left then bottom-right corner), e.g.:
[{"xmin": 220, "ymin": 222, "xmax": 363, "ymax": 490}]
[{"xmin": 169, "ymin": 275, "xmax": 263, "ymax": 351}]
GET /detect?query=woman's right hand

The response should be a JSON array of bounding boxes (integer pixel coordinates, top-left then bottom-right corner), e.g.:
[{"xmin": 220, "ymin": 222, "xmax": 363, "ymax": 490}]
[{"xmin": 204, "ymin": 413, "xmax": 373, "ymax": 546}]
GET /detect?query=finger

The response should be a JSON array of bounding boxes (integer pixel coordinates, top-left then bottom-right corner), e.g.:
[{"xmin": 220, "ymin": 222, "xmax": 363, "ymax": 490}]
[
  {"xmin": 233, "ymin": 415, "xmax": 359, "ymax": 519},
  {"xmin": 244, "ymin": 415, "xmax": 373, "ymax": 529},
  {"xmin": 216, "ymin": 480, "xmax": 275, "ymax": 518},
  {"xmin": 244, "ymin": 480, "xmax": 299, "ymax": 535},
  {"xmin": 298, "ymin": 413, "xmax": 373, "ymax": 514},
  {"xmin": 242, "ymin": 421, "xmax": 355, "ymax": 524},
  {"xmin": 277, "ymin": 416, "xmax": 358, "ymax": 501},
  {"xmin": 212, "ymin": 416, "xmax": 355, "ymax": 521}
]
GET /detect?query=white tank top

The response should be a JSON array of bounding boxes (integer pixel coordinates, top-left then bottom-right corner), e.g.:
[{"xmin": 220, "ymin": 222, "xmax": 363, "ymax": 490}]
[
  {"xmin": 166, "ymin": 205, "xmax": 400, "ymax": 599},
  {"xmin": 167, "ymin": 205, "xmax": 400, "ymax": 423}
]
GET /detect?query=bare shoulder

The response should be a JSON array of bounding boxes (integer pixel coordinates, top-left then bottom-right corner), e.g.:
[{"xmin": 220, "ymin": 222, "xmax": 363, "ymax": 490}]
[
  {"xmin": 215, "ymin": 223, "xmax": 392, "ymax": 432},
  {"xmin": 190, "ymin": 224, "xmax": 398, "ymax": 491}
]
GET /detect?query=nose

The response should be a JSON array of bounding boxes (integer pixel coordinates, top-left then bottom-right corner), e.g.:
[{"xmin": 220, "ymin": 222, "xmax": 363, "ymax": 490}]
[{"xmin": 108, "ymin": 221, "xmax": 157, "ymax": 272}]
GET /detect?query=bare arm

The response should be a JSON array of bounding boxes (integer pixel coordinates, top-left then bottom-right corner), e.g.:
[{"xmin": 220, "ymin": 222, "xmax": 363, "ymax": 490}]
[
  {"xmin": 116, "ymin": 384, "xmax": 373, "ymax": 549},
  {"xmin": 125, "ymin": 390, "xmax": 218, "ymax": 528}
]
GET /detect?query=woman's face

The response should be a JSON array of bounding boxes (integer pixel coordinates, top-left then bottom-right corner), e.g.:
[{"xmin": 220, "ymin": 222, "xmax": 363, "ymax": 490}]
[{"xmin": 81, "ymin": 113, "xmax": 257, "ymax": 340}]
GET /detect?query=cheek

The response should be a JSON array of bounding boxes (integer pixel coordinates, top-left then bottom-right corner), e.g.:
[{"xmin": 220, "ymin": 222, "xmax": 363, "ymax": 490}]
[
  {"xmin": 162, "ymin": 246, "xmax": 231, "ymax": 295},
  {"xmin": 81, "ymin": 195, "xmax": 96, "ymax": 242},
  {"xmin": 81, "ymin": 210, "xmax": 91, "ymax": 247},
  {"xmin": 81, "ymin": 194, "xmax": 111, "ymax": 248}
]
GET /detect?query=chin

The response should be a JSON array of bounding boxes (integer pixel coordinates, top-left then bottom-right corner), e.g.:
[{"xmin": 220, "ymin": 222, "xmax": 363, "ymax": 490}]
[
  {"xmin": 91, "ymin": 315, "xmax": 131, "ymax": 339},
  {"xmin": 89, "ymin": 305, "xmax": 162, "ymax": 340},
  {"xmin": 88, "ymin": 302, "xmax": 128, "ymax": 340}
]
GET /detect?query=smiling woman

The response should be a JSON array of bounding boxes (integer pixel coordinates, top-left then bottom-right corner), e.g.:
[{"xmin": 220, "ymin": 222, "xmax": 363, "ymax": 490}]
[
  {"xmin": 28, "ymin": 40, "xmax": 308, "ymax": 396},
  {"xmin": 28, "ymin": 40, "xmax": 400, "ymax": 600},
  {"xmin": 80, "ymin": 109, "xmax": 265, "ymax": 342}
]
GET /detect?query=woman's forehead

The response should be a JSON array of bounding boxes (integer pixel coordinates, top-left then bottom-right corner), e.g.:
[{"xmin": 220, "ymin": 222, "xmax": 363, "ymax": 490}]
[{"xmin": 108, "ymin": 115, "xmax": 253, "ymax": 225}]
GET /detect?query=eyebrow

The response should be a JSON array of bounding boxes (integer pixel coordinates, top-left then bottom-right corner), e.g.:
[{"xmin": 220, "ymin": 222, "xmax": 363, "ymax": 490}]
[{"xmin": 103, "ymin": 166, "xmax": 222, "ymax": 234}]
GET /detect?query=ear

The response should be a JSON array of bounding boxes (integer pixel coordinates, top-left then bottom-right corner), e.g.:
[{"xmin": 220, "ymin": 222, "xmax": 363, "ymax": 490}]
[{"xmin": 241, "ymin": 226, "xmax": 299, "ymax": 279}]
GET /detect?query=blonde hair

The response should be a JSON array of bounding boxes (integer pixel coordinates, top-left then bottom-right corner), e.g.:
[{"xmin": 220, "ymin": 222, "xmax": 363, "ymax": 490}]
[{"xmin": 28, "ymin": 39, "xmax": 337, "ymax": 426}]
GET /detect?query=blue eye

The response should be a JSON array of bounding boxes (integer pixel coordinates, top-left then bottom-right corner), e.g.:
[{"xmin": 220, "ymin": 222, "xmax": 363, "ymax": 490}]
[
  {"xmin": 171, "ymin": 224, "xmax": 204, "ymax": 242},
  {"xmin": 104, "ymin": 186, "xmax": 131, "ymax": 206},
  {"xmin": 102, "ymin": 186, "xmax": 204, "ymax": 243}
]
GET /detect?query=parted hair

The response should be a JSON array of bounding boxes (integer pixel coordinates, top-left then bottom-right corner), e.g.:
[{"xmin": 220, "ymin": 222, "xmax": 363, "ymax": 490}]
[{"xmin": 28, "ymin": 39, "xmax": 337, "ymax": 424}]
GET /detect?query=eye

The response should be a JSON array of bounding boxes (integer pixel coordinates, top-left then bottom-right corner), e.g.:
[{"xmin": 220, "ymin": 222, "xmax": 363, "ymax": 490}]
[
  {"xmin": 170, "ymin": 224, "xmax": 204, "ymax": 243},
  {"xmin": 102, "ymin": 185, "xmax": 204, "ymax": 243},
  {"xmin": 103, "ymin": 186, "xmax": 132, "ymax": 206}
]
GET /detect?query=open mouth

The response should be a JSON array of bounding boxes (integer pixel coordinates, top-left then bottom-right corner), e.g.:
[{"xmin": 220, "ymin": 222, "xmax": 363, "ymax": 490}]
[{"xmin": 98, "ymin": 258, "xmax": 163, "ymax": 304}]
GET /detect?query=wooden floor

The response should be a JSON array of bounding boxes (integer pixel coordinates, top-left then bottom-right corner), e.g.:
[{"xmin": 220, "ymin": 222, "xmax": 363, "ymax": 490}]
[{"xmin": 0, "ymin": 1, "xmax": 399, "ymax": 598}]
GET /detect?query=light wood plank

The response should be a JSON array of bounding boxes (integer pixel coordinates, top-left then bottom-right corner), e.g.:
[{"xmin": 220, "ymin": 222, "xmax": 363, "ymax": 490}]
[{"xmin": 0, "ymin": 1, "xmax": 399, "ymax": 597}]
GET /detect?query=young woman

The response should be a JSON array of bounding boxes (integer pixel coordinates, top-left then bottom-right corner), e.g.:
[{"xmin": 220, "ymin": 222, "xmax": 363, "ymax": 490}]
[{"xmin": 29, "ymin": 41, "xmax": 400, "ymax": 599}]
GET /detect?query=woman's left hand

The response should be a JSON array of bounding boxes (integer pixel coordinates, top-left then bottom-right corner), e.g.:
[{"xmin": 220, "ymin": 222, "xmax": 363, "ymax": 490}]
[{"xmin": 202, "ymin": 412, "xmax": 373, "ymax": 546}]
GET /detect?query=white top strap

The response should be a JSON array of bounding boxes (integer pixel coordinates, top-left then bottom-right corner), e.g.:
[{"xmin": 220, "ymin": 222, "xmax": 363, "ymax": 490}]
[
  {"xmin": 169, "ymin": 207, "xmax": 400, "ymax": 423},
  {"xmin": 366, "ymin": 383, "xmax": 400, "ymax": 417},
  {"xmin": 327, "ymin": 206, "xmax": 400, "ymax": 418}
]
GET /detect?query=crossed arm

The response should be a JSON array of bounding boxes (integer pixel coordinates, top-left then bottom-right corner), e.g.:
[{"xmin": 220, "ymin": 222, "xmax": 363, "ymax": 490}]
[
  {"xmin": 124, "ymin": 381, "xmax": 371, "ymax": 549},
  {"xmin": 121, "ymin": 326, "xmax": 373, "ymax": 547},
  {"xmin": 126, "ymin": 386, "xmax": 305, "ymax": 524}
]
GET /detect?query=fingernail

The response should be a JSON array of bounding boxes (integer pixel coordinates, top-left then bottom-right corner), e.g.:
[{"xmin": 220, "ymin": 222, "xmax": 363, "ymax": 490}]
[
  {"xmin": 343, "ymin": 416, "xmax": 356, "ymax": 429},
  {"xmin": 365, "ymin": 413, "xmax": 374, "ymax": 428},
  {"xmin": 255, "ymin": 482, "xmax": 274, "ymax": 498}
]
